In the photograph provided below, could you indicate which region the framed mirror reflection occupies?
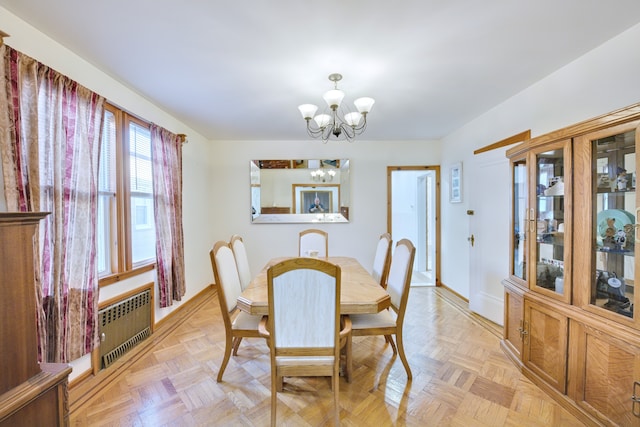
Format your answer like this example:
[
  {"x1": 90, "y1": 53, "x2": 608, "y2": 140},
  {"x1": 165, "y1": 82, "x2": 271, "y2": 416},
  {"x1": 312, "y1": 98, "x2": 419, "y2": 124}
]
[{"x1": 250, "y1": 159, "x2": 350, "y2": 223}]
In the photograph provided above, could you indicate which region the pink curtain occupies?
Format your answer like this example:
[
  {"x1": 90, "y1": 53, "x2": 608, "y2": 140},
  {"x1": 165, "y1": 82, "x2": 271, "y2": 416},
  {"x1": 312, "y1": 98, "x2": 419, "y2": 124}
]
[
  {"x1": 150, "y1": 124, "x2": 185, "y2": 307},
  {"x1": 0, "y1": 45, "x2": 104, "y2": 362}
]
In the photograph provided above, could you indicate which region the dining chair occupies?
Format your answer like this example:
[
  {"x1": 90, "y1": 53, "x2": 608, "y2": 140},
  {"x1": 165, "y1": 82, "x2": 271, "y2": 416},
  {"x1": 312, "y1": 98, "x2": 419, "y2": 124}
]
[
  {"x1": 298, "y1": 228, "x2": 328, "y2": 257},
  {"x1": 371, "y1": 233, "x2": 393, "y2": 289},
  {"x1": 259, "y1": 257, "x2": 351, "y2": 427},
  {"x1": 346, "y1": 238, "x2": 416, "y2": 380},
  {"x1": 209, "y1": 241, "x2": 263, "y2": 382},
  {"x1": 230, "y1": 234, "x2": 251, "y2": 291}
]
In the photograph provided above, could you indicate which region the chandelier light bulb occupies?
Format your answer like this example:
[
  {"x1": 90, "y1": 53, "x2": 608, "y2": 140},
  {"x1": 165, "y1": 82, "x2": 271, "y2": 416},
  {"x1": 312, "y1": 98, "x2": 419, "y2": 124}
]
[
  {"x1": 323, "y1": 89, "x2": 345, "y2": 109},
  {"x1": 344, "y1": 112, "x2": 362, "y2": 127},
  {"x1": 298, "y1": 103, "x2": 318, "y2": 120},
  {"x1": 314, "y1": 114, "x2": 332, "y2": 129},
  {"x1": 354, "y1": 97, "x2": 375, "y2": 114}
]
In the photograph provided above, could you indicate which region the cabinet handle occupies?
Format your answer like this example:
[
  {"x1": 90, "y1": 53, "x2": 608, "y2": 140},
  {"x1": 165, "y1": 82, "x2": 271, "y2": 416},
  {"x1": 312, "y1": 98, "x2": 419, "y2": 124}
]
[
  {"x1": 633, "y1": 381, "x2": 640, "y2": 417},
  {"x1": 517, "y1": 320, "x2": 529, "y2": 339},
  {"x1": 529, "y1": 208, "x2": 535, "y2": 233}
]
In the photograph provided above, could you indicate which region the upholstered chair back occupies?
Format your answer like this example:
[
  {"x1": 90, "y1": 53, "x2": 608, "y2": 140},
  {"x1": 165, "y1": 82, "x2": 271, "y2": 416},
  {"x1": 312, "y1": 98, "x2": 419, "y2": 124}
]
[
  {"x1": 387, "y1": 240, "x2": 414, "y2": 311},
  {"x1": 214, "y1": 244, "x2": 243, "y2": 313},
  {"x1": 298, "y1": 229, "x2": 328, "y2": 257},
  {"x1": 271, "y1": 267, "x2": 337, "y2": 351},
  {"x1": 372, "y1": 233, "x2": 392, "y2": 288},
  {"x1": 230, "y1": 235, "x2": 252, "y2": 290}
]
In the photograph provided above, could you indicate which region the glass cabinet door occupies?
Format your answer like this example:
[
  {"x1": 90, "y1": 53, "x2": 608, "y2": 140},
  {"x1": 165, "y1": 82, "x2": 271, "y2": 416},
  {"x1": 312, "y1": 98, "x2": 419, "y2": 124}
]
[
  {"x1": 512, "y1": 158, "x2": 528, "y2": 283},
  {"x1": 590, "y1": 126, "x2": 637, "y2": 320},
  {"x1": 531, "y1": 142, "x2": 570, "y2": 299}
]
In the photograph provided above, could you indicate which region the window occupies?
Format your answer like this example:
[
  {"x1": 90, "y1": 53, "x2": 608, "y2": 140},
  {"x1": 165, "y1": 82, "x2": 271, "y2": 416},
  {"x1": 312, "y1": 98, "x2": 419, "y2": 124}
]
[{"x1": 98, "y1": 104, "x2": 156, "y2": 284}]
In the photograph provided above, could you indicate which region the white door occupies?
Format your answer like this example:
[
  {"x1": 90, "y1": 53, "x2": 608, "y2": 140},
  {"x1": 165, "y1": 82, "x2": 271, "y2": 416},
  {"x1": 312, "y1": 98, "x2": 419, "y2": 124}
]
[{"x1": 468, "y1": 150, "x2": 509, "y2": 325}]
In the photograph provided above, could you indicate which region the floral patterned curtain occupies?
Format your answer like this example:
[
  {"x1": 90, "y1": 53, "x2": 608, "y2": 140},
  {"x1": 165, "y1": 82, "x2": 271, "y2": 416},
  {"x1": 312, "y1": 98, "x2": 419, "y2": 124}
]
[
  {"x1": 0, "y1": 45, "x2": 104, "y2": 362},
  {"x1": 150, "y1": 124, "x2": 185, "y2": 307}
]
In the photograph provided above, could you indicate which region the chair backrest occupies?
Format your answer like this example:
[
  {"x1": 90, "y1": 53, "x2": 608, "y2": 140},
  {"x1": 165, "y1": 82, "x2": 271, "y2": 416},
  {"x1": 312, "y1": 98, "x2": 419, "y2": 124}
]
[
  {"x1": 387, "y1": 239, "x2": 416, "y2": 316},
  {"x1": 230, "y1": 234, "x2": 251, "y2": 290},
  {"x1": 267, "y1": 258, "x2": 341, "y2": 353},
  {"x1": 210, "y1": 241, "x2": 243, "y2": 327},
  {"x1": 372, "y1": 233, "x2": 392, "y2": 288},
  {"x1": 298, "y1": 229, "x2": 328, "y2": 257}
]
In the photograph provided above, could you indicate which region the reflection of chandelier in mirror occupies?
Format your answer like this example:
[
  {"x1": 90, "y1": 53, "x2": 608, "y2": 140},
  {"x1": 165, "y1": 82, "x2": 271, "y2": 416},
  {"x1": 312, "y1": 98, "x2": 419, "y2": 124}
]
[
  {"x1": 298, "y1": 73, "x2": 375, "y2": 143},
  {"x1": 310, "y1": 169, "x2": 335, "y2": 182}
]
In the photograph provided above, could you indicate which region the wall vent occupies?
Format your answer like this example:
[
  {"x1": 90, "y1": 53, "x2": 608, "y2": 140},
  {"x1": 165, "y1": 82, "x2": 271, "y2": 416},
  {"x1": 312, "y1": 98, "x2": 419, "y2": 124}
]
[{"x1": 99, "y1": 289, "x2": 152, "y2": 369}]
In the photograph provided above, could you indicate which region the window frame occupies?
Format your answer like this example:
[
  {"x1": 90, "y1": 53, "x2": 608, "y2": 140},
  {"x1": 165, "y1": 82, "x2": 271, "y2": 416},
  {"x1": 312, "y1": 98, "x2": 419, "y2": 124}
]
[{"x1": 99, "y1": 103, "x2": 155, "y2": 287}]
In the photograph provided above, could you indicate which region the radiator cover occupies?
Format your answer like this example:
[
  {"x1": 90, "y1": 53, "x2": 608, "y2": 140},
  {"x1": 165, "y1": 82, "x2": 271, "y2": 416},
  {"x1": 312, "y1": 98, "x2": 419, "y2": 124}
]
[{"x1": 98, "y1": 289, "x2": 151, "y2": 369}]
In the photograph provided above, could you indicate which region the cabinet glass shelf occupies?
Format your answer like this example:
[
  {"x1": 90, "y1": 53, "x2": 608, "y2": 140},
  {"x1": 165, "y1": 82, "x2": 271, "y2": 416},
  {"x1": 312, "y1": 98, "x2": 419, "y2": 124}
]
[{"x1": 590, "y1": 128, "x2": 636, "y2": 319}]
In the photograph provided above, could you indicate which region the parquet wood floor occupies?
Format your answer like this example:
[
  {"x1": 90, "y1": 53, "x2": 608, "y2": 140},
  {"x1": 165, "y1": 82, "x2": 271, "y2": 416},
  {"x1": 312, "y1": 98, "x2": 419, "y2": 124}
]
[{"x1": 70, "y1": 287, "x2": 584, "y2": 426}]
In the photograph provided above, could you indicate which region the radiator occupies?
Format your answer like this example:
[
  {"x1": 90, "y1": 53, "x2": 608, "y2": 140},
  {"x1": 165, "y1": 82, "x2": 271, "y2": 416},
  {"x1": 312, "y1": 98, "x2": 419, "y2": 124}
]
[{"x1": 98, "y1": 289, "x2": 152, "y2": 369}]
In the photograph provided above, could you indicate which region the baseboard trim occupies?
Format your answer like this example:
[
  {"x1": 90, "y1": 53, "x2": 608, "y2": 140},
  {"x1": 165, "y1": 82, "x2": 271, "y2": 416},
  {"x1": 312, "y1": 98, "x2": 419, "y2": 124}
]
[
  {"x1": 155, "y1": 283, "x2": 216, "y2": 330},
  {"x1": 68, "y1": 367, "x2": 93, "y2": 390},
  {"x1": 437, "y1": 282, "x2": 469, "y2": 303},
  {"x1": 434, "y1": 286, "x2": 502, "y2": 339}
]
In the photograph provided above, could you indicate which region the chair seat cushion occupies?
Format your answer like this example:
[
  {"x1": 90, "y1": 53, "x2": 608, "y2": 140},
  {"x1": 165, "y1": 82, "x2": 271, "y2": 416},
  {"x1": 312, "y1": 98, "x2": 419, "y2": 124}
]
[
  {"x1": 350, "y1": 310, "x2": 396, "y2": 330},
  {"x1": 276, "y1": 356, "x2": 334, "y2": 366},
  {"x1": 232, "y1": 311, "x2": 261, "y2": 330}
]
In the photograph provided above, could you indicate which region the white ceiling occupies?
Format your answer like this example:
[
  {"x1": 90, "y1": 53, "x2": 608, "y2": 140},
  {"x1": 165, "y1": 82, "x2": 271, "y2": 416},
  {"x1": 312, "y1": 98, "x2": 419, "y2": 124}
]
[{"x1": 2, "y1": 1, "x2": 640, "y2": 141}]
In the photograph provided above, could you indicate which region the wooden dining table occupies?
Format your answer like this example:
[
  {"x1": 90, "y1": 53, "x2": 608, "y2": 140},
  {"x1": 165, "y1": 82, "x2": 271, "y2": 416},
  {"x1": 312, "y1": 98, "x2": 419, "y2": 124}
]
[{"x1": 237, "y1": 256, "x2": 391, "y2": 315}]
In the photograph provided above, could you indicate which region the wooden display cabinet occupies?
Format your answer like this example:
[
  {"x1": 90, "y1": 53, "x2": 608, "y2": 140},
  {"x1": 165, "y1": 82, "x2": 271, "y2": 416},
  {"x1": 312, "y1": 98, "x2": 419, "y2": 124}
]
[
  {"x1": 0, "y1": 213, "x2": 71, "y2": 426},
  {"x1": 502, "y1": 103, "x2": 640, "y2": 426}
]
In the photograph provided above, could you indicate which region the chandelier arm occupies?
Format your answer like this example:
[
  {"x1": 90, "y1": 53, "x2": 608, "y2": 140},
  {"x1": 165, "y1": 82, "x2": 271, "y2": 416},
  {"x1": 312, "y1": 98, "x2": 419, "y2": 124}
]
[
  {"x1": 306, "y1": 120, "x2": 327, "y2": 139},
  {"x1": 341, "y1": 124, "x2": 356, "y2": 142},
  {"x1": 321, "y1": 125, "x2": 332, "y2": 143},
  {"x1": 347, "y1": 114, "x2": 367, "y2": 137}
]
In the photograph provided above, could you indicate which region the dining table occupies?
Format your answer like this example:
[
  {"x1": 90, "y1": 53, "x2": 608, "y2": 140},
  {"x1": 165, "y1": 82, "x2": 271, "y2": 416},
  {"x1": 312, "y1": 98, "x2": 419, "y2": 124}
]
[{"x1": 237, "y1": 256, "x2": 391, "y2": 316}]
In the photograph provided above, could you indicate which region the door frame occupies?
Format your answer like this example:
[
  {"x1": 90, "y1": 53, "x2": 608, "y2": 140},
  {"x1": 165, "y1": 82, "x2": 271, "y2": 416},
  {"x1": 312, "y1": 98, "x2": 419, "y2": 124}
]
[{"x1": 387, "y1": 166, "x2": 441, "y2": 286}]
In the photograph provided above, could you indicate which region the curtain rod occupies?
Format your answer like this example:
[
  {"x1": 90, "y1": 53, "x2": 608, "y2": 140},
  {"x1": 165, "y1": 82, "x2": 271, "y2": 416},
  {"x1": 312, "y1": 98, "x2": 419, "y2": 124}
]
[
  {"x1": 0, "y1": 30, "x2": 9, "y2": 46},
  {"x1": 178, "y1": 134, "x2": 188, "y2": 144}
]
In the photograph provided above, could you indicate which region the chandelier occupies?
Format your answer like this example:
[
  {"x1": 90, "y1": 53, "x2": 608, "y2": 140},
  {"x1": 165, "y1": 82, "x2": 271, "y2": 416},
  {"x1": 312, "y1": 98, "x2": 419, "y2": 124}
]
[
  {"x1": 298, "y1": 73, "x2": 375, "y2": 143},
  {"x1": 310, "y1": 168, "x2": 335, "y2": 182}
]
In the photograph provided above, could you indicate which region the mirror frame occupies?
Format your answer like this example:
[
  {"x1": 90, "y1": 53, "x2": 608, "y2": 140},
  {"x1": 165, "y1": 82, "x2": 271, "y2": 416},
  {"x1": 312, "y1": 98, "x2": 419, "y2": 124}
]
[{"x1": 251, "y1": 159, "x2": 350, "y2": 224}]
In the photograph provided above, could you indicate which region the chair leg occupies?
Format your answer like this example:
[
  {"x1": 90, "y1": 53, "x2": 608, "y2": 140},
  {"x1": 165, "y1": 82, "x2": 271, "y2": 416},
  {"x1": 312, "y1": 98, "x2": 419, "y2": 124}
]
[
  {"x1": 333, "y1": 371, "x2": 340, "y2": 426},
  {"x1": 232, "y1": 337, "x2": 243, "y2": 355},
  {"x1": 271, "y1": 370, "x2": 278, "y2": 427},
  {"x1": 395, "y1": 332, "x2": 412, "y2": 380},
  {"x1": 345, "y1": 334, "x2": 353, "y2": 383},
  {"x1": 217, "y1": 334, "x2": 233, "y2": 382},
  {"x1": 385, "y1": 334, "x2": 397, "y2": 355}
]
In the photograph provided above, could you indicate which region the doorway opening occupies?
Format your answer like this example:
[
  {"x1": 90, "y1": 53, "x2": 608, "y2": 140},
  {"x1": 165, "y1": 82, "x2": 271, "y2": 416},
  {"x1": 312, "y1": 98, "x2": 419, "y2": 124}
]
[{"x1": 387, "y1": 166, "x2": 440, "y2": 286}]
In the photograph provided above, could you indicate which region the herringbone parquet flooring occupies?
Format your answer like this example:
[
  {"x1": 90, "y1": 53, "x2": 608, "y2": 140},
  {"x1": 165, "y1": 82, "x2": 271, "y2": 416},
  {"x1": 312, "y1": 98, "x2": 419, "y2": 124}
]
[{"x1": 69, "y1": 286, "x2": 584, "y2": 426}]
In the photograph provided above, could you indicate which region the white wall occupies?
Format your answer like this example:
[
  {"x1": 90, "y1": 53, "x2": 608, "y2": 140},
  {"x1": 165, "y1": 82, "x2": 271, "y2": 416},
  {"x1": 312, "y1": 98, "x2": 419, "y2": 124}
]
[
  {"x1": 440, "y1": 23, "x2": 640, "y2": 314},
  {"x1": 209, "y1": 140, "x2": 441, "y2": 276},
  {"x1": 0, "y1": 7, "x2": 215, "y2": 380}
]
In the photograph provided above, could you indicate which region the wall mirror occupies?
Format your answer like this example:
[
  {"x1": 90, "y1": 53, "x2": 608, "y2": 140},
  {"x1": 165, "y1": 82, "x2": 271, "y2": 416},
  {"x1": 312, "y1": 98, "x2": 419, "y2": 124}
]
[{"x1": 250, "y1": 159, "x2": 350, "y2": 223}]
